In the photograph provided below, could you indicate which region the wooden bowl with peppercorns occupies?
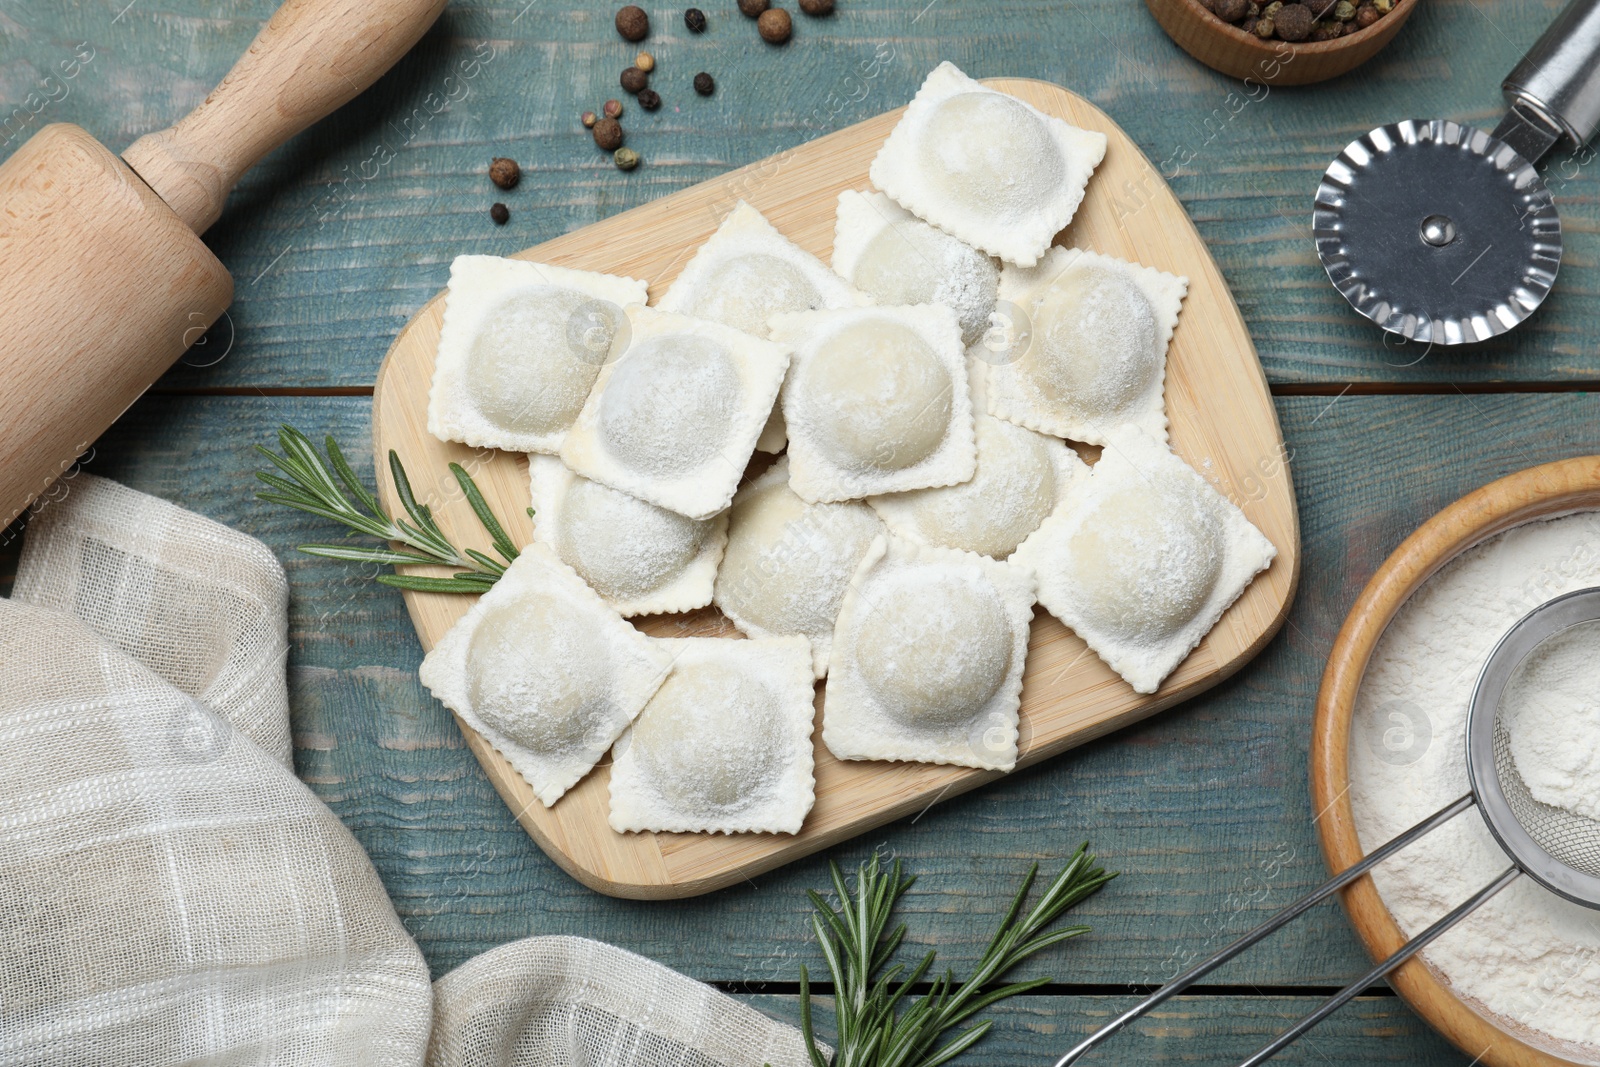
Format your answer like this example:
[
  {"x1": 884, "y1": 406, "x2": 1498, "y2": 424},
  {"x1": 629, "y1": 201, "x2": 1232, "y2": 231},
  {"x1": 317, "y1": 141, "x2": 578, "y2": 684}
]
[{"x1": 1146, "y1": 0, "x2": 1414, "y2": 85}]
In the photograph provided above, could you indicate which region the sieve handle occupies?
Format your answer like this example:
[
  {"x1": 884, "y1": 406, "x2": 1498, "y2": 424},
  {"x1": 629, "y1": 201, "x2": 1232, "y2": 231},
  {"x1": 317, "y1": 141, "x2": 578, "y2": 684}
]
[
  {"x1": 1235, "y1": 866, "x2": 1520, "y2": 1067},
  {"x1": 1049, "y1": 793, "x2": 1476, "y2": 1067},
  {"x1": 1502, "y1": 0, "x2": 1600, "y2": 149}
]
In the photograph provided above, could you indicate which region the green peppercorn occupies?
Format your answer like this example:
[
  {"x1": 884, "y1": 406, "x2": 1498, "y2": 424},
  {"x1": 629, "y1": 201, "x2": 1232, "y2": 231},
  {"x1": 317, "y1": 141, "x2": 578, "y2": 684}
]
[
  {"x1": 1253, "y1": 15, "x2": 1275, "y2": 35},
  {"x1": 1333, "y1": 1, "x2": 1356, "y2": 19},
  {"x1": 1262, "y1": 2, "x2": 1283, "y2": 16},
  {"x1": 614, "y1": 147, "x2": 641, "y2": 170}
]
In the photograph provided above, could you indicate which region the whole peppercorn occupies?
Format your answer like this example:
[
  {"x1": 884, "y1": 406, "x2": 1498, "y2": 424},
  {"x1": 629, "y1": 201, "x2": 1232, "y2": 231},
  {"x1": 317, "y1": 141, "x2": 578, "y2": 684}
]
[
  {"x1": 603, "y1": 98, "x2": 624, "y2": 119},
  {"x1": 1213, "y1": 0, "x2": 1247, "y2": 22},
  {"x1": 489, "y1": 157, "x2": 521, "y2": 190},
  {"x1": 799, "y1": 0, "x2": 833, "y2": 13},
  {"x1": 738, "y1": 0, "x2": 768, "y2": 15},
  {"x1": 1333, "y1": 0, "x2": 1356, "y2": 18},
  {"x1": 614, "y1": 147, "x2": 641, "y2": 170},
  {"x1": 1309, "y1": 17, "x2": 1344, "y2": 37},
  {"x1": 1247, "y1": 1, "x2": 1260, "y2": 15},
  {"x1": 638, "y1": 88, "x2": 662, "y2": 110},
  {"x1": 635, "y1": 50, "x2": 656, "y2": 72},
  {"x1": 581, "y1": 110, "x2": 597, "y2": 128},
  {"x1": 1273, "y1": 2, "x2": 1313, "y2": 39},
  {"x1": 1253, "y1": 15, "x2": 1275, "y2": 35},
  {"x1": 693, "y1": 71, "x2": 715, "y2": 95},
  {"x1": 1241, "y1": 16, "x2": 1258, "y2": 33},
  {"x1": 489, "y1": 202, "x2": 509, "y2": 225},
  {"x1": 1354, "y1": 2, "x2": 1379, "y2": 26},
  {"x1": 1305, "y1": 0, "x2": 1336, "y2": 16},
  {"x1": 757, "y1": 7, "x2": 791, "y2": 41},
  {"x1": 1372, "y1": 0, "x2": 1392, "y2": 12},
  {"x1": 1262, "y1": 1, "x2": 1282, "y2": 16},
  {"x1": 621, "y1": 66, "x2": 648, "y2": 93},
  {"x1": 684, "y1": 6, "x2": 708, "y2": 30},
  {"x1": 615, "y1": 5, "x2": 649, "y2": 40},
  {"x1": 592, "y1": 117, "x2": 623, "y2": 151}
]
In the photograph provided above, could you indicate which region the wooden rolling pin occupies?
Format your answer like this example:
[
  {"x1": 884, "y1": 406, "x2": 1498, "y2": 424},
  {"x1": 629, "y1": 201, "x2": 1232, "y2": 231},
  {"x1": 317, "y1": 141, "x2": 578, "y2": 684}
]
[{"x1": 0, "y1": 0, "x2": 447, "y2": 528}]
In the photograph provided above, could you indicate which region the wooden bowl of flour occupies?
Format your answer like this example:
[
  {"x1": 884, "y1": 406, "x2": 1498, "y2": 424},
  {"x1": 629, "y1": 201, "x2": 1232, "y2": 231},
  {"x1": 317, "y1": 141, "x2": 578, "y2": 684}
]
[{"x1": 1312, "y1": 455, "x2": 1600, "y2": 1067}]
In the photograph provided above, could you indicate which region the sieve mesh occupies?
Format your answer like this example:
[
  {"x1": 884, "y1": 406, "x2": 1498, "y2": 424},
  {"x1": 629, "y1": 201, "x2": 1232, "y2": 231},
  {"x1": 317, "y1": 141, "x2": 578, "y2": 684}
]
[{"x1": 1491, "y1": 714, "x2": 1600, "y2": 878}]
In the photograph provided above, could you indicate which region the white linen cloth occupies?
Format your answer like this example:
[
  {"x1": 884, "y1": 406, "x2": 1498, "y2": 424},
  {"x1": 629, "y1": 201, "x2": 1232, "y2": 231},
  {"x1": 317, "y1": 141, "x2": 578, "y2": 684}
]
[{"x1": 1, "y1": 473, "x2": 814, "y2": 1067}]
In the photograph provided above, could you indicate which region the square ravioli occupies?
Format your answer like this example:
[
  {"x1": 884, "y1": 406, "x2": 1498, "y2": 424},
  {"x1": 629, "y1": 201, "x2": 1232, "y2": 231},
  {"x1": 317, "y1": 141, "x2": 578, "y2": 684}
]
[
  {"x1": 560, "y1": 305, "x2": 791, "y2": 520},
  {"x1": 418, "y1": 544, "x2": 673, "y2": 807},
  {"x1": 428, "y1": 255, "x2": 648, "y2": 454},
  {"x1": 528, "y1": 454, "x2": 727, "y2": 618},
  {"x1": 823, "y1": 535, "x2": 1036, "y2": 771},
  {"x1": 770, "y1": 304, "x2": 975, "y2": 503},
  {"x1": 660, "y1": 200, "x2": 867, "y2": 454},
  {"x1": 869, "y1": 365, "x2": 1088, "y2": 561},
  {"x1": 609, "y1": 635, "x2": 817, "y2": 834},
  {"x1": 658, "y1": 200, "x2": 868, "y2": 341},
  {"x1": 713, "y1": 457, "x2": 884, "y2": 678},
  {"x1": 1011, "y1": 424, "x2": 1277, "y2": 695},
  {"x1": 869, "y1": 62, "x2": 1107, "y2": 267},
  {"x1": 980, "y1": 247, "x2": 1187, "y2": 446},
  {"x1": 832, "y1": 189, "x2": 999, "y2": 348}
]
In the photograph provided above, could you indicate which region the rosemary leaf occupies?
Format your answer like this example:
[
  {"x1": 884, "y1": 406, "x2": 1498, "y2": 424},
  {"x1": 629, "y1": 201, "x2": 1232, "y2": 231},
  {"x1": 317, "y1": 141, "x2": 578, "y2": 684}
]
[
  {"x1": 255, "y1": 426, "x2": 521, "y2": 595},
  {"x1": 451, "y1": 462, "x2": 520, "y2": 565},
  {"x1": 801, "y1": 845, "x2": 1114, "y2": 1067}
]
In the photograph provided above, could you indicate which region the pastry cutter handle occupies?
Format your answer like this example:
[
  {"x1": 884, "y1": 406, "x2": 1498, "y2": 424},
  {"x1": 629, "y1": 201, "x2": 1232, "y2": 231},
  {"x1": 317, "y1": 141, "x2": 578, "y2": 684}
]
[{"x1": 1498, "y1": 0, "x2": 1600, "y2": 160}]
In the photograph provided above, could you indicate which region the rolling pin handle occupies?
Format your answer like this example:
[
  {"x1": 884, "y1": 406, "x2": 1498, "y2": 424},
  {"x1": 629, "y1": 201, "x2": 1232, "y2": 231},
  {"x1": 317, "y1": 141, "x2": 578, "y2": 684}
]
[{"x1": 122, "y1": 0, "x2": 447, "y2": 234}]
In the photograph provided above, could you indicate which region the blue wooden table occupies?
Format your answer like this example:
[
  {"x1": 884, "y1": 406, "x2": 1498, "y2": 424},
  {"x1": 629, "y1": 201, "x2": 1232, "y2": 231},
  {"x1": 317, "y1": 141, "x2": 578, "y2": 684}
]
[{"x1": 5, "y1": 0, "x2": 1598, "y2": 1062}]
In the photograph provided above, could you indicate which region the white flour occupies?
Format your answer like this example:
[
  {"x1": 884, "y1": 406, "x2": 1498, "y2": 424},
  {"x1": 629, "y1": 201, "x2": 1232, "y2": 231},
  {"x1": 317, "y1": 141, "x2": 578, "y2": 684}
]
[
  {"x1": 1351, "y1": 513, "x2": 1600, "y2": 1057},
  {"x1": 1505, "y1": 619, "x2": 1600, "y2": 822}
]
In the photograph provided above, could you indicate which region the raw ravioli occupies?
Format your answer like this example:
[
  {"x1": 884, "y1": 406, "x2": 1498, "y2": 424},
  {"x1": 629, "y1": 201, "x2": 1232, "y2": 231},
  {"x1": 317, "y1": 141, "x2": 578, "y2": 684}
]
[
  {"x1": 609, "y1": 635, "x2": 817, "y2": 834},
  {"x1": 832, "y1": 189, "x2": 999, "y2": 347},
  {"x1": 527, "y1": 454, "x2": 726, "y2": 617},
  {"x1": 981, "y1": 247, "x2": 1186, "y2": 446},
  {"x1": 713, "y1": 457, "x2": 884, "y2": 677},
  {"x1": 869, "y1": 63, "x2": 1106, "y2": 267},
  {"x1": 418, "y1": 544, "x2": 673, "y2": 807},
  {"x1": 770, "y1": 304, "x2": 975, "y2": 503},
  {"x1": 823, "y1": 535, "x2": 1036, "y2": 771},
  {"x1": 869, "y1": 366, "x2": 1087, "y2": 560},
  {"x1": 1011, "y1": 424, "x2": 1276, "y2": 694},
  {"x1": 560, "y1": 305, "x2": 790, "y2": 520},
  {"x1": 659, "y1": 200, "x2": 867, "y2": 454},
  {"x1": 428, "y1": 255, "x2": 647, "y2": 454}
]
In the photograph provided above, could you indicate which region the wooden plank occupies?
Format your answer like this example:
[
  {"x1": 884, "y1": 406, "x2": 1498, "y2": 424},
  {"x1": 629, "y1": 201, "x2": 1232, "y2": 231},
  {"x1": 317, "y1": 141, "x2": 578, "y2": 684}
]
[
  {"x1": 735, "y1": 993, "x2": 1478, "y2": 1065},
  {"x1": 1, "y1": 0, "x2": 1594, "y2": 390},
  {"x1": 371, "y1": 75, "x2": 1300, "y2": 899},
  {"x1": 69, "y1": 390, "x2": 1600, "y2": 997}
]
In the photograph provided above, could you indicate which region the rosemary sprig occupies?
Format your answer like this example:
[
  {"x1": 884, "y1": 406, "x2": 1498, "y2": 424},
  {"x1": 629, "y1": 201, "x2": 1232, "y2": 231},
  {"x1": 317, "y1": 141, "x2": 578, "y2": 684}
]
[
  {"x1": 254, "y1": 424, "x2": 521, "y2": 594},
  {"x1": 801, "y1": 845, "x2": 1115, "y2": 1067}
]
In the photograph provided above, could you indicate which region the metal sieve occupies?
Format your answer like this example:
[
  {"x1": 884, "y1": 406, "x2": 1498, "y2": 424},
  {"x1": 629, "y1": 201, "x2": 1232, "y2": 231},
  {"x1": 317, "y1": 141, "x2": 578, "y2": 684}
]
[{"x1": 1053, "y1": 586, "x2": 1600, "y2": 1067}]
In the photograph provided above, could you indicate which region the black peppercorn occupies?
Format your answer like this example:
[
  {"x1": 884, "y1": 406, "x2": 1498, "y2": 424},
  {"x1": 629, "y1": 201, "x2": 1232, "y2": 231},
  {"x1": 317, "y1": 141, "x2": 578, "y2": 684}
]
[
  {"x1": 637, "y1": 88, "x2": 661, "y2": 110},
  {"x1": 621, "y1": 66, "x2": 648, "y2": 94},
  {"x1": 684, "y1": 6, "x2": 708, "y2": 30},
  {"x1": 757, "y1": 7, "x2": 791, "y2": 41},
  {"x1": 693, "y1": 71, "x2": 715, "y2": 95},
  {"x1": 1273, "y1": 1, "x2": 1313, "y2": 38},
  {"x1": 489, "y1": 157, "x2": 520, "y2": 190},
  {"x1": 593, "y1": 117, "x2": 623, "y2": 151},
  {"x1": 615, "y1": 4, "x2": 649, "y2": 40},
  {"x1": 489, "y1": 202, "x2": 509, "y2": 225}
]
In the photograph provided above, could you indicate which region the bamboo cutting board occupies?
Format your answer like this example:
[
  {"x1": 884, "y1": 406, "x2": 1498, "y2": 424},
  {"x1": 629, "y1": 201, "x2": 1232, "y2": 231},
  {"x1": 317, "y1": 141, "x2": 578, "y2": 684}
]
[{"x1": 372, "y1": 77, "x2": 1301, "y2": 899}]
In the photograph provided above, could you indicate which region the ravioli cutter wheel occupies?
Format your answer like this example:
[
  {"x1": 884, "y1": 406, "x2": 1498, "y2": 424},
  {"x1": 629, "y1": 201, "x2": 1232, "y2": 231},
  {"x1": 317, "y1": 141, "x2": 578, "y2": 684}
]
[{"x1": 1314, "y1": 0, "x2": 1600, "y2": 344}]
